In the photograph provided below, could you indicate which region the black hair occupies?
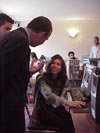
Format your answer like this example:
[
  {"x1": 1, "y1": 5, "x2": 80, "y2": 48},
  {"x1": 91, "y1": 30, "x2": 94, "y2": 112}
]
[
  {"x1": 40, "y1": 55, "x2": 46, "y2": 60},
  {"x1": 68, "y1": 51, "x2": 75, "y2": 57},
  {"x1": 27, "y1": 16, "x2": 52, "y2": 37},
  {"x1": 0, "y1": 13, "x2": 14, "y2": 26},
  {"x1": 46, "y1": 54, "x2": 67, "y2": 86},
  {"x1": 94, "y1": 36, "x2": 99, "y2": 40},
  {"x1": 31, "y1": 52, "x2": 38, "y2": 59}
]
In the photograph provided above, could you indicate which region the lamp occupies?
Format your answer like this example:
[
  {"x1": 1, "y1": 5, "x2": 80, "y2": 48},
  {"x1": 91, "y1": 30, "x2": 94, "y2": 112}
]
[{"x1": 68, "y1": 28, "x2": 79, "y2": 38}]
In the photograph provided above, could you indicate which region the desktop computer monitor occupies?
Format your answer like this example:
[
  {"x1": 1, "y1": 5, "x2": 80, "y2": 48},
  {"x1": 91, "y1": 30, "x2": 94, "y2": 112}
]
[
  {"x1": 82, "y1": 55, "x2": 90, "y2": 65},
  {"x1": 89, "y1": 58, "x2": 98, "y2": 66},
  {"x1": 89, "y1": 58, "x2": 100, "y2": 67},
  {"x1": 81, "y1": 64, "x2": 97, "y2": 98},
  {"x1": 91, "y1": 72, "x2": 100, "y2": 123}
]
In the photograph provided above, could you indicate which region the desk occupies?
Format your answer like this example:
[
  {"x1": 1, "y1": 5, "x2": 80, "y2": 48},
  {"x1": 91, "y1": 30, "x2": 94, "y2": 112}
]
[{"x1": 71, "y1": 110, "x2": 100, "y2": 133}]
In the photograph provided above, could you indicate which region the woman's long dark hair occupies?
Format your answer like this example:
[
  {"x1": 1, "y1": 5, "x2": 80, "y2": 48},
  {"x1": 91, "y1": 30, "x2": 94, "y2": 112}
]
[
  {"x1": 45, "y1": 54, "x2": 67, "y2": 87},
  {"x1": 34, "y1": 54, "x2": 67, "y2": 98}
]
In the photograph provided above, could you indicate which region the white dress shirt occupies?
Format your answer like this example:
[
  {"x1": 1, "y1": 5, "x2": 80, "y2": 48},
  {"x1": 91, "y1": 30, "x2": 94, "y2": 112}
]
[
  {"x1": 90, "y1": 44, "x2": 100, "y2": 67},
  {"x1": 90, "y1": 44, "x2": 100, "y2": 58}
]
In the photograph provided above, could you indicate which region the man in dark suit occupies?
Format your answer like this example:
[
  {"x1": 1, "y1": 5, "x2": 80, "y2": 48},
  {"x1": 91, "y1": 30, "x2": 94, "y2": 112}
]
[
  {"x1": 0, "y1": 16, "x2": 52, "y2": 133},
  {"x1": 0, "y1": 13, "x2": 14, "y2": 35}
]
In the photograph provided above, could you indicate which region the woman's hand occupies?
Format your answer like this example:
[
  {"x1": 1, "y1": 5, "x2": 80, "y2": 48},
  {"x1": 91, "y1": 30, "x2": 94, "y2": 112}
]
[{"x1": 65, "y1": 100, "x2": 86, "y2": 108}]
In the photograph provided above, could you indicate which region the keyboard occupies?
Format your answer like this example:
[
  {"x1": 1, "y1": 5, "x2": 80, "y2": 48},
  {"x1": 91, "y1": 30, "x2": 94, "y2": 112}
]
[
  {"x1": 70, "y1": 88, "x2": 88, "y2": 101},
  {"x1": 64, "y1": 88, "x2": 90, "y2": 113}
]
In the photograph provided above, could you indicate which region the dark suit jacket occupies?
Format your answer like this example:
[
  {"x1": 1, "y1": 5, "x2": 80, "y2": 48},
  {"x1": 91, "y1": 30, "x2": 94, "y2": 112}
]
[{"x1": 0, "y1": 27, "x2": 30, "y2": 106}]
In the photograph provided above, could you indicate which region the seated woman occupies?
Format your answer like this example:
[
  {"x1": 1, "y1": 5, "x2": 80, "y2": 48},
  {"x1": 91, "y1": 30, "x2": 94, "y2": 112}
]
[{"x1": 30, "y1": 54, "x2": 86, "y2": 133}]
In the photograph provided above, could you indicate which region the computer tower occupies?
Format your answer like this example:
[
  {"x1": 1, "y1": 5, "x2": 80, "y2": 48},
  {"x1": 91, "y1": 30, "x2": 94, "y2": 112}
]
[
  {"x1": 81, "y1": 64, "x2": 97, "y2": 97},
  {"x1": 91, "y1": 72, "x2": 100, "y2": 123},
  {"x1": 68, "y1": 59, "x2": 80, "y2": 80}
]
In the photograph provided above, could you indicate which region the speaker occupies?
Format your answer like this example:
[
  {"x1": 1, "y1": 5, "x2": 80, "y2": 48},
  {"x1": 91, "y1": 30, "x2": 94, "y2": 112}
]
[{"x1": 91, "y1": 73, "x2": 100, "y2": 123}]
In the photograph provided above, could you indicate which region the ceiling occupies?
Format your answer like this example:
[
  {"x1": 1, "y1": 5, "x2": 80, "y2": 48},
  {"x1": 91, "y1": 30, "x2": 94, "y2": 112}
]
[{"x1": 0, "y1": 0, "x2": 100, "y2": 22}]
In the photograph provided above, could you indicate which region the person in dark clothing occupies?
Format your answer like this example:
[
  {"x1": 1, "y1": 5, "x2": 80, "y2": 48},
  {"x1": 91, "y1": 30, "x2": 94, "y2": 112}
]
[
  {"x1": 30, "y1": 54, "x2": 86, "y2": 133},
  {"x1": 0, "y1": 16, "x2": 52, "y2": 133},
  {"x1": 0, "y1": 13, "x2": 14, "y2": 35},
  {"x1": 66, "y1": 51, "x2": 83, "y2": 87},
  {"x1": 68, "y1": 51, "x2": 76, "y2": 59}
]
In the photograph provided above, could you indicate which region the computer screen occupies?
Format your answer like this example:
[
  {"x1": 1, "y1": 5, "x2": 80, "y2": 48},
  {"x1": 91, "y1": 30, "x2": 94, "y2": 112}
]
[
  {"x1": 82, "y1": 55, "x2": 90, "y2": 64},
  {"x1": 91, "y1": 72, "x2": 100, "y2": 123},
  {"x1": 89, "y1": 58, "x2": 100, "y2": 67},
  {"x1": 93, "y1": 74, "x2": 98, "y2": 87},
  {"x1": 91, "y1": 69, "x2": 100, "y2": 92},
  {"x1": 81, "y1": 64, "x2": 97, "y2": 97}
]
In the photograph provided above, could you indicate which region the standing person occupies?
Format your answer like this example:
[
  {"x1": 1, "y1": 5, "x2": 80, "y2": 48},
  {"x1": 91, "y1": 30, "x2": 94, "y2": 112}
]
[
  {"x1": 68, "y1": 51, "x2": 76, "y2": 59},
  {"x1": 0, "y1": 13, "x2": 14, "y2": 35},
  {"x1": 90, "y1": 36, "x2": 100, "y2": 58},
  {"x1": 89, "y1": 36, "x2": 100, "y2": 67},
  {"x1": 29, "y1": 52, "x2": 44, "y2": 101},
  {"x1": 66, "y1": 51, "x2": 83, "y2": 87},
  {"x1": 30, "y1": 54, "x2": 86, "y2": 133},
  {"x1": 0, "y1": 16, "x2": 52, "y2": 133},
  {"x1": 39, "y1": 54, "x2": 47, "y2": 73},
  {"x1": 29, "y1": 52, "x2": 44, "y2": 75},
  {"x1": 66, "y1": 51, "x2": 77, "y2": 81}
]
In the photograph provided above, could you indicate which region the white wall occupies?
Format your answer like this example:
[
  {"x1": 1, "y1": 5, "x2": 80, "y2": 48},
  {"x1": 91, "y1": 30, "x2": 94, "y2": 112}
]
[{"x1": 20, "y1": 20, "x2": 100, "y2": 61}]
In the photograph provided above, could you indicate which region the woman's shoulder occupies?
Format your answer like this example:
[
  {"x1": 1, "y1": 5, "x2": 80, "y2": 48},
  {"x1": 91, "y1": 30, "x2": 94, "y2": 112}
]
[{"x1": 36, "y1": 73, "x2": 46, "y2": 81}]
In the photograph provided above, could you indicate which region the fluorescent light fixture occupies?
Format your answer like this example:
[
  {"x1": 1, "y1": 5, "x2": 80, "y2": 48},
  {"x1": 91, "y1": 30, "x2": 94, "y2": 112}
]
[{"x1": 68, "y1": 28, "x2": 79, "y2": 38}]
